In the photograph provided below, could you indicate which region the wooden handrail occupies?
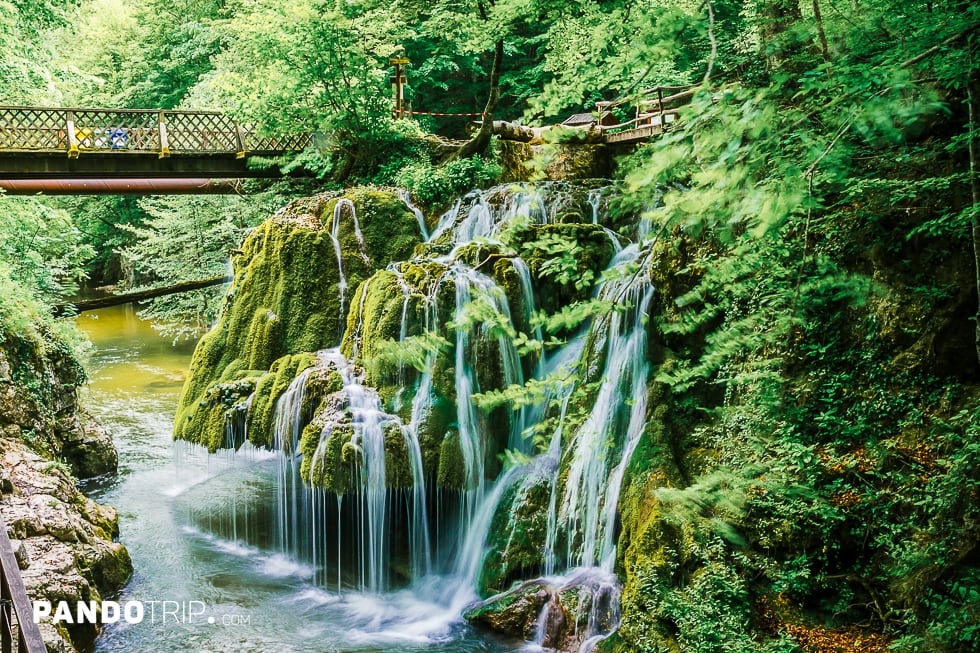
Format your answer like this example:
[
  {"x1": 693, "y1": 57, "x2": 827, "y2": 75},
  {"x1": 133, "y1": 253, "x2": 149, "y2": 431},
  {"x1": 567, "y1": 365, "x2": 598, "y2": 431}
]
[
  {"x1": 0, "y1": 106, "x2": 310, "y2": 158},
  {"x1": 0, "y1": 105, "x2": 229, "y2": 116},
  {"x1": 0, "y1": 516, "x2": 46, "y2": 653},
  {"x1": 595, "y1": 83, "x2": 698, "y2": 112}
]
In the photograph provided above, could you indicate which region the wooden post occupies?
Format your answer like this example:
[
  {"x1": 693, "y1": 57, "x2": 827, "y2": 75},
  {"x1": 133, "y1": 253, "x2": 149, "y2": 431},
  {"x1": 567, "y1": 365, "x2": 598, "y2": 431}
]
[
  {"x1": 158, "y1": 111, "x2": 170, "y2": 158},
  {"x1": 1, "y1": 571, "x2": 11, "y2": 653},
  {"x1": 235, "y1": 124, "x2": 248, "y2": 159},
  {"x1": 657, "y1": 87, "x2": 665, "y2": 126},
  {"x1": 0, "y1": 517, "x2": 46, "y2": 653},
  {"x1": 66, "y1": 111, "x2": 79, "y2": 158},
  {"x1": 389, "y1": 56, "x2": 409, "y2": 119}
]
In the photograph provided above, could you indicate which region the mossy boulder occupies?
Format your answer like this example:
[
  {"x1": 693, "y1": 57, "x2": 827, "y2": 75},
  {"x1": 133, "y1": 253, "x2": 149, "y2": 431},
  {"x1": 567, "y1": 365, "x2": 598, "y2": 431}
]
[
  {"x1": 463, "y1": 580, "x2": 550, "y2": 640},
  {"x1": 479, "y1": 464, "x2": 554, "y2": 595},
  {"x1": 174, "y1": 188, "x2": 423, "y2": 450},
  {"x1": 297, "y1": 363, "x2": 418, "y2": 493},
  {"x1": 497, "y1": 140, "x2": 612, "y2": 182},
  {"x1": 465, "y1": 570, "x2": 621, "y2": 650},
  {"x1": 511, "y1": 223, "x2": 616, "y2": 319}
]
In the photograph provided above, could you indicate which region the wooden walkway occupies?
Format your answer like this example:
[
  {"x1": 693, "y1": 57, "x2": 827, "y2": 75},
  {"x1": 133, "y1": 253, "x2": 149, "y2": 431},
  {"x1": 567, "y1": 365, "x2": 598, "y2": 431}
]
[
  {"x1": 595, "y1": 84, "x2": 696, "y2": 144},
  {"x1": 0, "y1": 85, "x2": 692, "y2": 189},
  {"x1": 0, "y1": 106, "x2": 311, "y2": 178}
]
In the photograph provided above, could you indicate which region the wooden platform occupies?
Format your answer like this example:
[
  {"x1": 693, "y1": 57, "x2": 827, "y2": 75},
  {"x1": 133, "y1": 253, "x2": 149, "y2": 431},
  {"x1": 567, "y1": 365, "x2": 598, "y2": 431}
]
[{"x1": 603, "y1": 124, "x2": 665, "y2": 144}]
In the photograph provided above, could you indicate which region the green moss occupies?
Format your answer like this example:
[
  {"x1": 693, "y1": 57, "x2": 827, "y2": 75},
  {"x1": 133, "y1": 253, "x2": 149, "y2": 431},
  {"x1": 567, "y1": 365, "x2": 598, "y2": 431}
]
[
  {"x1": 437, "y1": 429, "x2": 466, "y2": 489},
  {"x1": 244, "y1": 352, "x2": 316, "y2": 449},
  {"x1": 613, "y1": 485, "x2": 684, "y2": 653},
  {"x1": 479, "y1": 470, "x2": 552, "y2": 595},
  {"x1": 174, "y1": 187, "x2": 423, "y2": 450},
  {"x1": 298, "y1": 413, "x2": 416, "y2": 492},
  {"x1": 383, "y1": 423, "x2": 414, "y2": 487},
  {"x1": 512, "y1": 223, "x2": 616, "y2": 318},
  {"x1": 302, "y1": 422, "x2": 354, "y2": 493},
  {"x1": 340, "y1": 269, "x2": 424, "y2": 411}
]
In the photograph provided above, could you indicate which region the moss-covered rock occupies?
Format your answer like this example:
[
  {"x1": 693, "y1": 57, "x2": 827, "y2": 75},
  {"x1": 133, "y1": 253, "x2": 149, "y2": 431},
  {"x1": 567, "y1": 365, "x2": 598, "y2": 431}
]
[
  {"x1": 297, "y1": 366, "x2": 419, "y2": 492},
  {"x1": 497, "y1": 140, "x2": 612, "y2": 182},
  {"x1": 463, "y1": 580, "x2": 550, "y2": 640},
  {"x1": 174, "y1": 187, "x2": 423, "y2": 450},
  {"x1": 511, "y1": 222, "x2": 617, "y2": 319},
  {"x1": 479, "y1": 465, "x2": 554, "y2": 595},
  {"x1": 465, "y1": 570, "x2": 621, "y2": 650}
]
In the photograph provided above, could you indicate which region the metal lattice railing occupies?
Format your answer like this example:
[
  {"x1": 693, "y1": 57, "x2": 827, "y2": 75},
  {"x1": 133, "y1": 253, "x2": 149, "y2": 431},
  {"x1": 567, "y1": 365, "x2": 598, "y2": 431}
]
[
  {"x1": 0, "y1": 106, "x2": 310, "y2": 158},
  {"x1": 246, "y1": 131, "x2": 314, "y2": 152},
  {"x1": 71, "y1": 109, "x2": 160, "y2": 152},
  {"x1": 165, "y1": 111, "x2": 241, "y2": 153}
]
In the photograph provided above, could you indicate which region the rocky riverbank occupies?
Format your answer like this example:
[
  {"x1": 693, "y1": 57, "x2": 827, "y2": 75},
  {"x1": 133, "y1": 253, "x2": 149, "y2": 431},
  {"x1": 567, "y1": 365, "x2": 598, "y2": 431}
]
[{"x1": 0, "y1": 326, "x2": 131, "y2": 652}]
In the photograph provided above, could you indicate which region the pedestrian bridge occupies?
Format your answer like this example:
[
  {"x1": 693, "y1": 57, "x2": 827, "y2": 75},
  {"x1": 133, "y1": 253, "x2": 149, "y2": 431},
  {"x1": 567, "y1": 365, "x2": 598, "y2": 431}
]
[{"x1": 0, "y1": 106, "x2": 311, "y2": 180}]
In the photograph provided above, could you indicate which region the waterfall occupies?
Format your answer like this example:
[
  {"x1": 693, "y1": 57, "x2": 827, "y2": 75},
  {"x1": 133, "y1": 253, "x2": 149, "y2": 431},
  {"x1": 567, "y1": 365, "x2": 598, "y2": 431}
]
[
  {"x1": 450, "y1": 264, "x2": 493, "y2": 551},
  {"x1": 441, "y1": 183, "x2": 580, "y2": 246},
  {"x1": 397, "y1": 188, "x2": 429, "y2": 240},
  {"x1": 587, "y1": 187, "x2": 609, "y2": 224},
  {"x1": 328, "y1": 203, "x2": 349, "y2": 339},
  {"x1": 559, "y1": 244, "x2": 654, "y2": 569},
  {"x1": 328, "y1": 199, "x2": 373, "y2": 342},
  {"x1": 272, "y1": 359, "x2": 322, "y2": 561},
  {"x1": 223, "y1": 391, "x2": 253, "y2": 450},
  {"x1": 220, "y1": 182, "x2": 656, "y2": 652},
  {"x1": 263, "y1": 347, "x2": 433, "y2": 593}
]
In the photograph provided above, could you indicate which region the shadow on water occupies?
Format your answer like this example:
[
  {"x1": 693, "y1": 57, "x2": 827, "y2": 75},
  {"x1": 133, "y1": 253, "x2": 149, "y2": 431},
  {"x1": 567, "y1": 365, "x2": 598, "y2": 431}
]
[{"x1": 76, "y1": 303, "x2": 520, "y2": 653}]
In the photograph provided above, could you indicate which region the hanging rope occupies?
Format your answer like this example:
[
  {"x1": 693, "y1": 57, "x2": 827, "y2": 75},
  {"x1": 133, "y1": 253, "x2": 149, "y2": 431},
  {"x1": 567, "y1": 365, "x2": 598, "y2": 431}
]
[{"x1": 400, "y1": 110, "x2": 487, "y2": 117}]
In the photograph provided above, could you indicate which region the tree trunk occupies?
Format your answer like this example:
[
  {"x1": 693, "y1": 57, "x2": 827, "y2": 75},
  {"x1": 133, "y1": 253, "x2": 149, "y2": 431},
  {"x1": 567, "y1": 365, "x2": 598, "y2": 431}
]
[
  {"x1": 968, "y1": 52, "x2": 980, "y2": 365},
  {"x1": 55, "y1": 275, "x2": 233, "y2": 316},
  {"x1": 453, "y1": 39, "x2": 504, "y2": 160},
  {"x1": 760, "y1": 0, "x2": 804, "y2": 67},
  {"x1": 812, "y1": 0, "x2": 831, "y2": 64},
  {"x1": 466, "y1": 120, "x2": 537, "y2": 142}
]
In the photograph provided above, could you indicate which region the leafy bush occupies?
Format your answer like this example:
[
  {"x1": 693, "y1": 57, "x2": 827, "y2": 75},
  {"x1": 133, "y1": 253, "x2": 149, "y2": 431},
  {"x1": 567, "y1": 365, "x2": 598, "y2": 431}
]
[{"x1": 395, "y1": 154, "x2": 501, "y2": 207}]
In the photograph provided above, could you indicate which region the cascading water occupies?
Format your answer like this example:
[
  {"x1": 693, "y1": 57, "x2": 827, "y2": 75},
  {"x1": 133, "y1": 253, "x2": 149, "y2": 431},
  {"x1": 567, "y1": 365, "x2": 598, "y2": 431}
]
[
  {"x1": 328, "y1": 199, "x2": 373, "y2": 340},
  {"x1": 272, "y1": 358, "x2": 320, "y2": 564},
  {"x1": 398, "y1": 188, "x2": 429, "y2": 241},
  {"x1": 270, "y1": 347, "x2": 433, "y2": 593},
  {"x1": 560, "y1": 244, "x2": 654, "y2": 570},
  {"x1": 209, "y1": 182, "x2": 655, "y2": 652}
]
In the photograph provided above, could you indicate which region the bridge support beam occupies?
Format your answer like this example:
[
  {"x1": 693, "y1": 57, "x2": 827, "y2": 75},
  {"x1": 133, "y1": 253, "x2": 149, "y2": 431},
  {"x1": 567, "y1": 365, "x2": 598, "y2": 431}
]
[{"x1": 0, "y1": 178, "x2": 244, "y2": 195}]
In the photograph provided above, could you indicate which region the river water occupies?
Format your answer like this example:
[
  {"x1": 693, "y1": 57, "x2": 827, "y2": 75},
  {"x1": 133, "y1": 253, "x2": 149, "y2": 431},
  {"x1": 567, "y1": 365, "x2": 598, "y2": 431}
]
[{"x1": 76, "y1": 304, "x2": 520, "y2": 653}]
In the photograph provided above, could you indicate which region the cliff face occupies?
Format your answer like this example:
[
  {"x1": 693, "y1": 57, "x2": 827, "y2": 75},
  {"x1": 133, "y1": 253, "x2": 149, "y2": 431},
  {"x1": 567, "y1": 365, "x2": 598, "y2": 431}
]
[{"x1": 0, "y1": 326, "x2": 131, "y2": 652}]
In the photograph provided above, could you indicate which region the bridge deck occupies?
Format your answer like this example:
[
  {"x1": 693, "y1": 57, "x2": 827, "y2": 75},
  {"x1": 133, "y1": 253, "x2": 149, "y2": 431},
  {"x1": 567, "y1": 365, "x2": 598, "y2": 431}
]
[{"x1": 0, "y1": 106, "x2": 311, "y2": 178}]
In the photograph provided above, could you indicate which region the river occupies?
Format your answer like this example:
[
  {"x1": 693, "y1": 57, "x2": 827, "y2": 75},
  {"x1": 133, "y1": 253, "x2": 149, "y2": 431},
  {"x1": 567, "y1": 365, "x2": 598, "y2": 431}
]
[{"x1": 76, "y1": 304, "x2": 521, "y2": 653}]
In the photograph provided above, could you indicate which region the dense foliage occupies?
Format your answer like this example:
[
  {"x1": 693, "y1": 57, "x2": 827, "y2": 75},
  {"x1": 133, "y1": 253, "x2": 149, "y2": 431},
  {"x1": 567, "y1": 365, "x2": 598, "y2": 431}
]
[{"x1": 3, "y1": 0, "x2": 980, "y2": 650}]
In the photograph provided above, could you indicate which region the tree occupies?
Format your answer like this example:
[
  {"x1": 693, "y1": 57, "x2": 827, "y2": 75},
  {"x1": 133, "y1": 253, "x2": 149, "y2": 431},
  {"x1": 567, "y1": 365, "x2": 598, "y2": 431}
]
[{"x1": 115, "y1": 194, "x2": 282, "y2": 340}]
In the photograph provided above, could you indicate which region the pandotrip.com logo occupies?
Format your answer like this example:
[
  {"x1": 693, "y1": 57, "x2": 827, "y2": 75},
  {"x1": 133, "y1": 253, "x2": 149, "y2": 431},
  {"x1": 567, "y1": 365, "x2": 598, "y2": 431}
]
[{"x1": 33, "y1": 600, "x2": 252, "y2": 626}]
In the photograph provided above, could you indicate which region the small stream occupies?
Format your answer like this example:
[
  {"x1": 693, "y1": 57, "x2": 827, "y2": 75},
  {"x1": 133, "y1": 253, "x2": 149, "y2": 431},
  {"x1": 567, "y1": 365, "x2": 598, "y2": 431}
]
[{"x1": 76, "y1": 304, "x2": 521, "y2": 653}]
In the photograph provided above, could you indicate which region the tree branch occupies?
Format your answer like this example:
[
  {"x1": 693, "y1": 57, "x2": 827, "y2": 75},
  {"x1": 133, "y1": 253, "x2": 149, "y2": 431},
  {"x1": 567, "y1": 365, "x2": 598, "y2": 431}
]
[
  {"x1": 453, "y1": 38, "x2": 504, "y2": 161},
  {"x1": 54, "y1": 275, "x2": 233, "y2": 316},
  {"x1": 703, "y1": 1, "x2": 717, "y2": 83}
]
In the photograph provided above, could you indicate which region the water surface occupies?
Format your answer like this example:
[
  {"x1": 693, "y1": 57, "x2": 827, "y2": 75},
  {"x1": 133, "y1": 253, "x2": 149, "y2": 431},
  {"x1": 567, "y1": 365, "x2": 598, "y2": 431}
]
[{"x1": 77, "y1": 304, "x2": 519, "y2": 653}]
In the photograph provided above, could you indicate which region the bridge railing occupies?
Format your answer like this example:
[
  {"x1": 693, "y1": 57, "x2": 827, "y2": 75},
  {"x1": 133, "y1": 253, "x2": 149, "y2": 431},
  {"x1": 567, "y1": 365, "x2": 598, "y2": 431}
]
[
  {"x1": 595, "y1": 84, "x2": 698, "y2": 135},
  {"x1": 0, "y1": 106, "x2": 310, "y2": 158},
  {"x1": 0, "y1": 515, "x2": 46, "y2": 653}
]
